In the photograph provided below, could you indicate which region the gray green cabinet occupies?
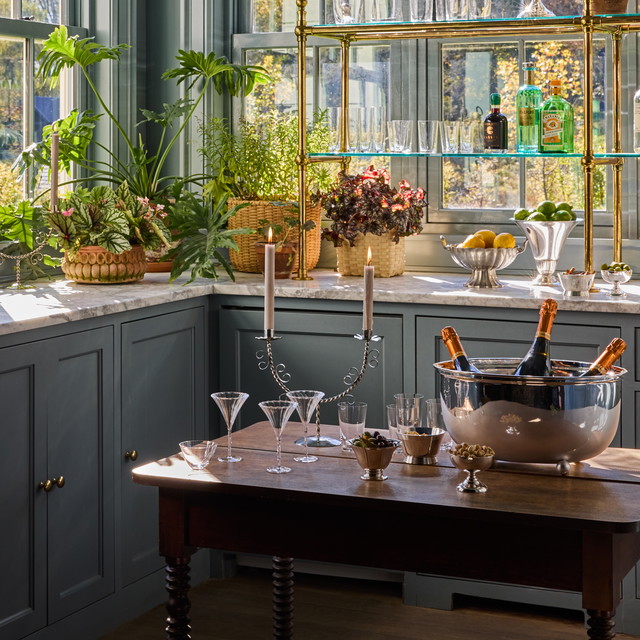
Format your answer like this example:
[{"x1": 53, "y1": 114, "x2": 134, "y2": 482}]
[{"x1": 0, "y1": 328, "x2": 114, "y2": 638}]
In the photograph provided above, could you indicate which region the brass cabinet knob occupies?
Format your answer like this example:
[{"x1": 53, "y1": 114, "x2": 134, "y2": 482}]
[
  {"x1": 53, "y1": 476, "x2": 65, "y2": 488},
  {"x1": 38, "y1": 479, "x2": 53, "y2": 492},
  {"x1": 124, "y1": 449, "x2": 138, "y2": 461}
]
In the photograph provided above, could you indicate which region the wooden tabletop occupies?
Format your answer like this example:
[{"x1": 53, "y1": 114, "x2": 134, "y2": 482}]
[{"x1": 133, "y1": 422, "x2": 640, "y2": 533}]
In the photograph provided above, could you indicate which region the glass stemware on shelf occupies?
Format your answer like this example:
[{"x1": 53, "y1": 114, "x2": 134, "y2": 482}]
[
  {"x1": 259, "y1": 400, "x2": 298, "y2": 474},
  {"x1": 285, "y1": 390, "x2": 325, "y2": 463},
  {"x1": 211, "y1": 391, "x2": 249, "y2": 463}
]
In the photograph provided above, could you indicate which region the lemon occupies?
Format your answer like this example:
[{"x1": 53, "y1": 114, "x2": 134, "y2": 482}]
[
  {"x1": 475, "y1": 229, "x2": 496, "y2": 248},
  {"x1": 536, "y1": 200, "x2": 557, "y2": 216},
  {"x1": 459, "y1": 234, "x2": 485, "y2": 249},
  {"x1": 513, "y1": 208, "x2": 529, "y2": 220},
  {"x1": 526, "y1": 212, "x2": 548, "y2": 221},
  {"x1": 493, "y1": 232, "x2": 516, "y2": 249}
]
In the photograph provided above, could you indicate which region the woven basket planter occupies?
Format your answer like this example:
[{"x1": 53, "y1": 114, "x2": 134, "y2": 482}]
[
  {"x1": 62, "y1": 245, "x2": 147, "y2": 284},
  {"x1": 227, "y1": 199, "x2": 322, "y2": 273},
  {"x1": 335, "y1": 232, "x2": 405, "y2": 278}
]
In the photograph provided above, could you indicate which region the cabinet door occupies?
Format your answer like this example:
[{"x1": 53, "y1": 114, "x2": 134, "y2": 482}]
[
  {"x1": 0, "y1": 343, "x2": 47, "y2": 639},
  {"x1": 46, "y1": 328, "x2": 115, "y2": 623},
  {"x1": 219, "y1": 307, "x2": 403, "y2": 430},
  {"x1": 121, "y1": 307, "x2": 206, "y2": 586}
]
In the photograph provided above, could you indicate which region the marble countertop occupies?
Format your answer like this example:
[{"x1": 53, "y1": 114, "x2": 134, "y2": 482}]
[{"x1": 2, "y1": 269, "x2": 639, "y2": 336}]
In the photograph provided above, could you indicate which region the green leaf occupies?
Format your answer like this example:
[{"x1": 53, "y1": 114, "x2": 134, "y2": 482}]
[
  {"x1": 47, "y1": 212, "x2": 76, "y2": 250},
  {"x1": 98, "y1": 230, "x2": 131, "y2": 254},
  {"x1": 138, "y1": 98, "x2": 193, "y2": 128}
]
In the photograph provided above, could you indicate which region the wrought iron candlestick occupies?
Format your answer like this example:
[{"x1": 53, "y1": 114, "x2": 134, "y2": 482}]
[{"x1": 256, "y1": 329, "x2": 381, "y2": 446}]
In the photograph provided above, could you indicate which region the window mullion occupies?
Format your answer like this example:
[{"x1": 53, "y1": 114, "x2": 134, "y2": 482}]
[
  {"x1": 24, "y1": 36, "x2": 34, "y2": 197},
  {"x1": 12, "y1": 0, "x2": 20, "y2": 20}
]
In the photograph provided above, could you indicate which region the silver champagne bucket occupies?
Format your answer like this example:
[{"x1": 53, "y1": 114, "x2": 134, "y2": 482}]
[{"x1": 434, "y1": 358, "x2": 626, "y2": 469}]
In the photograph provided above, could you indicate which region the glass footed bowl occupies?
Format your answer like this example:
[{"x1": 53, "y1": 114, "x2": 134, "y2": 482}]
[{"x1": 440, "y1": 236, "x2": 527, "y2": 289}]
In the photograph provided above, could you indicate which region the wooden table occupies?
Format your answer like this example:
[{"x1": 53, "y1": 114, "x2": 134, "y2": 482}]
[{"x1": 133, "y1": 422, "x2": 640, "y2": 639}]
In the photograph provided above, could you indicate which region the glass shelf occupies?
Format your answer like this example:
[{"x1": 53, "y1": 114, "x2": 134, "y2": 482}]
[{"x1": 309, "y1": 152, "x2": 637, "y2": 159}]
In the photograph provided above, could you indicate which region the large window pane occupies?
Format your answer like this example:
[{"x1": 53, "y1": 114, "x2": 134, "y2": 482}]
[
  {"x1": 252, "y1": 0, "x2": 319, "y2": 32},
  {"x1": 23, "y1": 0, "x2": 61, "y2": 23}
]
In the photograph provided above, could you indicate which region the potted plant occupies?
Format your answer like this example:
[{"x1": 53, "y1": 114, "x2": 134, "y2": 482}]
[
  {"x1": 46, "y1": 182, "x2": 171, "y2": 283},
  {"x1": 254, "y1": 214, "x2": 316, "y2": 279},
  {"x1": 199, "y1": 110, "x2": 334, "y2": 274},
  {"x1": 312, "y1": 165, "x2": 427, "y2": 277}
]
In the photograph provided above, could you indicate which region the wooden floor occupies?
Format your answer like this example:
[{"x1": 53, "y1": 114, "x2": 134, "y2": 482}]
[{"x1": 99, "y1": 567, "x2": 637, "y2": 640}]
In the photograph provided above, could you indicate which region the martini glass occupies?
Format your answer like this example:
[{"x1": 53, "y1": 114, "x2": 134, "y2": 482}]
[
  {"x1": 259, "y1": 400, "x2": 298, "y2": 474},
  {"x1": 285, "y1": 390, "x2": 325, "y2": 463},
  {"x1": 211, "y1": 391, "x2": 249, "y2": 463}
]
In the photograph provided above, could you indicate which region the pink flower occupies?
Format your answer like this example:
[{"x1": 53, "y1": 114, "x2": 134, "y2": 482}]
[{"x1": 61, "y1": 207, "x2": 74, "y2": 217}]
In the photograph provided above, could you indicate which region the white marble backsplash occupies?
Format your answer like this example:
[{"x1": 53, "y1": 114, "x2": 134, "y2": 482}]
[{"x1": 1, "y1": 269, "x2": 639, "y2": 336}]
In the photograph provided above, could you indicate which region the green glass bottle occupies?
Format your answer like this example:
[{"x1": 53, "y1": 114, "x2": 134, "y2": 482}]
[
  {"x1": 516, "y1": 62, "x2": 542, "y2": 153},
  {"x1": 539, "y1": 79, "x2": 574, "y2": 153}
]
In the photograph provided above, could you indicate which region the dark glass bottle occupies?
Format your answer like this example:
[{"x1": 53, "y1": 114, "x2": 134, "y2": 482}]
[
  {"x1": 483, "y1": 93, "x2": 509, "y2": 153},
  {"x1": 579, "y1": 338, "x2": 626, "y2": 377},
  {"x1": 441, "y1": 326, "x2": 482, "y2": 373},
  {"x1": 513, "y1": 299, "x2": 558, "y2": 376}
]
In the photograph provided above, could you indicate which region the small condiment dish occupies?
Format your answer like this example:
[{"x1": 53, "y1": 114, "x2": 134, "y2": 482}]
[
  {"x1": 558, "y1": 271, "x2": 595, "y2": 297},
  {"x1": 349, "y1": 438, "x2": 400, "y2": 481},
  {"x1": 601, "y1": 268, "x2": 632, "y2": 297},
  {"x1": 397, "y1": 426, "x2": 445, "y2": 465}
]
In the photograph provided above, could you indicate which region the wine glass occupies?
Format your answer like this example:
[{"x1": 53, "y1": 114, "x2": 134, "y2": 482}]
[
  {"x1": 211, "y1": 391, "x2": 249, "y2": 463},
  {"x1": 179, "y1": 440, "x2": 218, "y2": 474},
  {"x1": 259, "y1": 400, "x2": 298, "y2": 474},
  {"x1": 285, "y1": 390, "x2": 325, "y2": 463}
]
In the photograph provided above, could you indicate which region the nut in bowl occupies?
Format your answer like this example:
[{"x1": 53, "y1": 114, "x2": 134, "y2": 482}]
[
  {"x1": 601, "y1": 262, "x2": 632, "y2": 297},
  {"x1": 397, "y1": 426, "x2": 445, "y2": 465},
  {"x1": 449, "y1": 443, "x2": 495, "y2": 493},
  {"x1": 440, "y1": 235, "x2": 527, "y2": 289},
  {"x1": 349, "y1": 431, "x2": 400, "y2": 481},
  {"x1": 558, "y1": 268, "x2": 595, "y2": 298}
]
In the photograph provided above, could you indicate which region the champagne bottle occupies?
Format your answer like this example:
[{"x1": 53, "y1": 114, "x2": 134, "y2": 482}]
[
  {"x1": 513, "y1": 299, "x2": 558, "y2": 376},
  {"x1": 580, "y1": 338, "x2": 626, "y2": 377},
  {"x1": 441, "y1": 326, "x2": 481, "y2": 373}
]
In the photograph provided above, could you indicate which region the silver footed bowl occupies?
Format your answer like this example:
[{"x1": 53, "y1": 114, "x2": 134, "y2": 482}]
[
  {"x1": 440, "y1": 236, "x2": 527, "y2": 288},
  {"x1": 434, "y1": 358, "x2": 626, "y2": 471}
]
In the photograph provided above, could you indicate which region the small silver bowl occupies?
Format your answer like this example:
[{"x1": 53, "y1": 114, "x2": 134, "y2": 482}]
[
  {"x1": 397, "y1": 426, "x2": 445, "y2": 465},
  {"x1": 450, "y1": 453, "x2": 494, "y2": 493},
  {"x1": 440, "y1": 236, "x2": 527, "y2": 288},
  {"x1": 349, "y1": 439, "x2": 400, "y2": 481},
  {"x1": 558, "y1": 271, "x2": 595, "y2": 297},
  {"x1": 601, "y1": 268, "x2": 632, "y2": 297}
]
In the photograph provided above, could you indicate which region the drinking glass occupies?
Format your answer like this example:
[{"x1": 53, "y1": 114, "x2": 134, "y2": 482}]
[
  {"x1": 211, "y1": 391, "x2": 249, "y2": 463},
  {"x1": 410, "y1": 0, "x2": 434, "y2": 20},
  {"x1": 436, "y1": 0, "x2": 468, "y2": 19},
  {"x1": 373, "y1": 0, "x2": 401, "y2": 20},
  {"x1": 285, "y1": 390, "x2": 325, "y2": 463},
  {"x1": 426, "y1": 398, "x2": 449, "y2": 450},
  {"x1": 388, "y1": 119, "x2": 412, "y2": 153},
  {"x1": 179, "y1": 440, "x2": 217, "y2": 471},
  {"x1": 334, "y1": 0, "x2": 364, "y2": 23},
  {"x1": 387, "y1": 402, "x2": 403, "y2": 456},
  {"x1": 460, "y1": 119, "x2": 483, "y2": 153},
  {"x1": 326, "y1": 106, "x2": 342, "y2": 152},
  {"x1": 370, "y1": 106, "x2": 386, "y2": 152},
  {"x1": 259, "y1": 400, "x2": 298, "y2": 474},
  {"x1": 394, "y1": 392, "x2": 425, "y2": 429},
  {"x1": 338, "y1": 401, "x2": 367, "y2": 451},
  {"x1": 468, "y1": 0, "x2": 491, "y2": 18},
  {"x1": 360, "y1": 106, "x2": 375, "y2": 152},
  {"x1": 348, "y1": 107, "x2": 363, "y2": 152},
  {"x1": 440, "y1": 120, "x2": 460, "y2": 153},
  {"x1": 417, "y1": 120, "x2": 439, "y2": 153}
]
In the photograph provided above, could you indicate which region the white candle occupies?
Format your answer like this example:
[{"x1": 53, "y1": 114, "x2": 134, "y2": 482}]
[
  {"x1": 264, "y1": 228, "x2": 275, "y2": 332},
  {"x1": 363, "y1": 246, "x2": 374, "y2": 332},
  {"x1": 50, "y1": 132, "x2": 59, "y2": 210}
]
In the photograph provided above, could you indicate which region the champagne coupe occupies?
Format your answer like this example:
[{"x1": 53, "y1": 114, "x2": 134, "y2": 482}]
[
  {"x1": 285, "y1": 390, "x2": 325, "y2": 463},
  {"x1": 211, "y1": 391, "x2": 249, "y2": 463},
  {"x1": 259, "y1": 400, "x2": 298, "y2": 474}
]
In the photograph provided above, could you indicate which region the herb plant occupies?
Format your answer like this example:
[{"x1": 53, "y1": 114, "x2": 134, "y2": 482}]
[
  {"x1": 255, "y1": 214, "x2": 315, "y2": 251},
  {"x1": 312, "y1": 166, "x2": 427, "y2": 247}
]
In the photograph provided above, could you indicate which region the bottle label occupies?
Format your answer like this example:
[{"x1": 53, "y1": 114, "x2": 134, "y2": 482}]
[
  {"x1": 535, "y1": 331, "x2": 551, "y2": 341},
  {"x1": 635, "y1": 102, "x2": 640, "y2": 127},
  {"x1": 518, "y1": 106, "x2": 535, "y2": 126},
  {"x1": 541, "y1": 111, "x2": 564, "y2": 148},
  {"x1": 484, "y1": 122, "x2": 504, "y2": 149},
  {"x1": 451, "y1": 350, "x2": 465, "y2": 360}
]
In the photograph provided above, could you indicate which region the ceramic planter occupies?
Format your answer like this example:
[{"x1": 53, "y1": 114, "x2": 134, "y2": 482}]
[{"x1": 62, "y1": 245, "x2": 147, "y2": 284}]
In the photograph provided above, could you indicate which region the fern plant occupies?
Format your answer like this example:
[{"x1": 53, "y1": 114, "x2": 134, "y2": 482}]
[{"x1": 15, "y1": 26, "x2": 269, "y2": 201}]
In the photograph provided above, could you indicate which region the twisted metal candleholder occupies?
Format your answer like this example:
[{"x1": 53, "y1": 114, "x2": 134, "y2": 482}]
[
  {"x1": 0, "y1": 229, "x2": 53, "y2": 289},
  {"x1": 256, "y1": 330, "x2": 381, "y2": 446}
]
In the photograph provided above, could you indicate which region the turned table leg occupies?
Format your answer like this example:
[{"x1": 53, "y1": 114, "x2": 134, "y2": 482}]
[
  {"x1": 165, "y1": 556, "x2": 192, "y2": 640},
  {"x1": 587, "y1": 610, "x2": 616, "y2": 640},
  {"x1": 272, "y1": 556, "x2": 294, "y2": 639}
]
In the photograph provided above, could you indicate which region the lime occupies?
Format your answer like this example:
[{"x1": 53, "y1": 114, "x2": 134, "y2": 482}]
[
  {"x1": 551, "y1": 211, "x2": 573, "y2": 221},
  {"x1": 513, "y1": 208, "x2": 529, "y2": 220},
  {"x1": 556, "y1": 202, "x2": 573, "y2": 212},
  {"x1": 527, "y1": 212, "x2": 548, "y2": 221},
  {"x1": 536, "y1": 200, "x2": 557, "y2": 216},
  {"x1": 567, "y1": 210, "x2": 577, "y2": 220}
]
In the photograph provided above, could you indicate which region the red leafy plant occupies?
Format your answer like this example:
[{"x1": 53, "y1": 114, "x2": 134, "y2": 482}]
[{"x1": 312, "y1": 165, "x2": 427, "y2": 247}]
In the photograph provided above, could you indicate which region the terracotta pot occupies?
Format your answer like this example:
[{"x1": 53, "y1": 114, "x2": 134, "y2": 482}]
[
  {"x1": 61, "y1": 245, "x2": 147, "y2": 284},
  {"x1": 255, "y1": 242, "x2": 298, "y2": 279}
]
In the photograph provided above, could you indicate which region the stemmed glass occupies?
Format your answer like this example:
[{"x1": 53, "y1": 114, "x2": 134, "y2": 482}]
[
  {"x1": 259, "y1": 400, "x2": 298, "y2": 474},
  {"x1": 285, "y1": 390, "x2": 325, "y2": 463},
  {"x1": 211, "y1": 391, "x2": 249, "y2": 463}
]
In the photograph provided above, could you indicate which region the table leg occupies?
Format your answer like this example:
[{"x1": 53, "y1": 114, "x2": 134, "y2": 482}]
[
  {"x1": 272, "y1": 556, "x2": 294, "y2": 639},
  {"x1": 586, "y1": 610, "x2": 616, "y2": 639},
  {"x1": 165, "y1": 556, "x2": 192, "y2": 640}
]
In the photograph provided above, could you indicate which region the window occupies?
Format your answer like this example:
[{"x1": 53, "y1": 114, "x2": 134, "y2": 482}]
[{"x1": 0, "y1": 1, "x2": 78, "y2": 205}]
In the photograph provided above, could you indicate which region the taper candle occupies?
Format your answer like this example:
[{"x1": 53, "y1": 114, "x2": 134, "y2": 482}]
[
  {"x1": 363, "y1": 246, "x2": 374, "y2": 332},
  {"x1": 264, "y1": 228, "x2": 275, "y2": 332},
  {"x1": 50, "y1": 132, "x2": 59, "y2": 210}
]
